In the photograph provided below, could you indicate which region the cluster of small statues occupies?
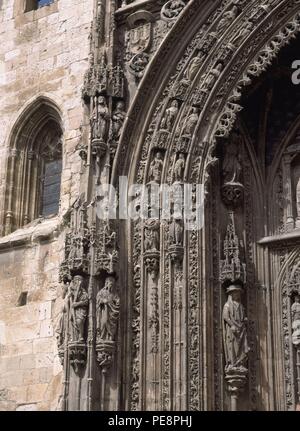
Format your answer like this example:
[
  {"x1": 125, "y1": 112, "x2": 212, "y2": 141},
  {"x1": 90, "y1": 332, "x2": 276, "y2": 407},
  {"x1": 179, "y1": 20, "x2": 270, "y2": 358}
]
[
  {"x1": 56, "y1": 274, "x2": 120, "y2": 351},
  {"x1": 91, "y1": 96, "x2": 126, "y2": 144}
]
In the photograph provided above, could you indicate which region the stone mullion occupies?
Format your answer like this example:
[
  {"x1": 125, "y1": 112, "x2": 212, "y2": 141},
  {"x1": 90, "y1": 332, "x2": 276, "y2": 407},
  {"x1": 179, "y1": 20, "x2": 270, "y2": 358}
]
[
  {"x1": 4, "y1": 149, "x2": 18, "y2": 235},
  {"x1": 23, "y1": 151, "x2": 34, "y2": 224}
]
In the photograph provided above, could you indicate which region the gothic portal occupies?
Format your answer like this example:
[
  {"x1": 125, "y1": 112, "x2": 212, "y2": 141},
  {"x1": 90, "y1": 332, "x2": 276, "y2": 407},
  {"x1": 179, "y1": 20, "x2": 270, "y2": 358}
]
[{"x1": 1, "y1": 0, "x2": 300, "y2": 412}]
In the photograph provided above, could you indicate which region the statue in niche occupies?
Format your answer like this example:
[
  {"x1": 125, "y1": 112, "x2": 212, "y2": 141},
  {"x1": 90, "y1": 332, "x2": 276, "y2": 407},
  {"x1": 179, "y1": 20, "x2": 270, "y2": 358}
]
[
  {"x1": 161, "y1": 100, "x2": 179, "y2": 132},
  {"x1": 69, "y1": 275, "x2": 89, "y2": 343},
  {"x1": 169, "y1": 217, "x2": 184, "y2": 246},
  {"x1": 91, "y1": 96, "x2": 110, "y2": 142},
  {"x1": 185, "y1": 52, "x2": 204, "y2": 82},
  {"x1": 222, "y1": 284, "x2": 249, "y2": 371},
  {"x1": 230, "y1": 20, "x2": 254, "y2": 47},
  {"x1": 223, "y1": 136, "x2": 242, "y2": 183},
  {"x1": 173, "y1": 153, "x2": 185, "y2": 182},
  {"x1": 182, "y1": 107, "x2": 199, "y2": 137},
  {"x1": 144, "y1": 219, "x2": 160, "y2": 252},
  {"x1": 292, "y1": 293, "x2": 300, "y2": 347},
  {"x1": 96, "y1": 276, "x2": 120, "y2": 341},
  {"x1": 149, "y1": 151, "x2": 164, "y2": 183},
  {"x1": 201, "y1": 62, "x2": 223, "y2": 93},
  {"x1": 111, "y1": 101, "x2": 126, "y2": 141},
  {"x1": 216, "y1": 5, "x2": 239, "y2": 33}
]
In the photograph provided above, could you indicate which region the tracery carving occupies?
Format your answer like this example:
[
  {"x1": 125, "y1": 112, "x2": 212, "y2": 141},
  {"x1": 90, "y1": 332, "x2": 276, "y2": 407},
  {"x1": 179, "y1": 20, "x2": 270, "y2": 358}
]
[
  {"x1": 161, "y1": 0, "x2": 186, "y2": 23},
  {"x1": 220, "y1": 211, "x2": 246, "y2": 285}
]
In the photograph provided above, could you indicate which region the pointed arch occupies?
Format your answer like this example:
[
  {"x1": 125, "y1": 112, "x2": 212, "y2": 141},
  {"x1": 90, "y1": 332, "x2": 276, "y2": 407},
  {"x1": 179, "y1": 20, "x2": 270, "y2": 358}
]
[{"x1": 2, "y1": 96, "x2": 63, "y2": 235}]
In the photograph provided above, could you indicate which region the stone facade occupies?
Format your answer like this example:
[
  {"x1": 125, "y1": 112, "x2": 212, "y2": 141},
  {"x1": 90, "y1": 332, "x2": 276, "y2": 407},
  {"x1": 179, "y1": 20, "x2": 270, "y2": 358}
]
[
  {"x1": 1, "y1": 0, "x2": 300, "y2": 411},
  {"x1": 0, "y1": 0, "x2": 92, "y2": 410}
]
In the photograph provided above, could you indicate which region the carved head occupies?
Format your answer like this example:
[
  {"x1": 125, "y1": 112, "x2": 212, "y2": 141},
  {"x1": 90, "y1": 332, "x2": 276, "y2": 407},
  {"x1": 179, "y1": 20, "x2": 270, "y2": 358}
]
[
  {"x1": 105, "y1": 275, "x2": 116, "y2": 291},
  {"x1": 155, "y1": 151, "x2": 163, "y2": 160},
  {"x1": 98, "y1": 96, "x2": 106, "y2": 105},
  {"x1": 116, "y1": 101, "x2": 125, "y2": 111},
  {"x1": 226, "y1": 284, "x2": 243, "y2": 301},
  {"x1": 295, "y1": 294, "x2": 300, "y2": 303},
  {"x1": 171, "y1": 100, "x2": 179, "y2": 108},
  {"x1": 178, "y1": 153, "x2": 185, "y2": 160},
  {"x1": 72, "y1": 275, "x2": 84, "y2": 291}
]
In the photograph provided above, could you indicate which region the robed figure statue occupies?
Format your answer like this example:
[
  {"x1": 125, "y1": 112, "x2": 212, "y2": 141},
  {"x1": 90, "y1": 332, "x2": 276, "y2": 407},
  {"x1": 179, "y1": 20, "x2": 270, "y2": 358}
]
[
  {"x1": 96, "y1": 276, "x2": 120, "y2": 341},
  {"x1": 222, "y1": 285, "x2": 249, "y2": 372}
]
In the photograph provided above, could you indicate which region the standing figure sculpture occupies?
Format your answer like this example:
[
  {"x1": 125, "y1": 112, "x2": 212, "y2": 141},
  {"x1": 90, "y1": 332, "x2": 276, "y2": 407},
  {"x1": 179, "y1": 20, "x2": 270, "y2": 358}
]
[
  {"x1": 222, "y1": 285, "x2": 249, "y2": 371},
  {"x1": 55, "y1": 284, "x2": 71, "y2": 358},
  {"x1": 173, "y1": 153, "x2": 185, "y2": 182},
  {"x1": 223, "y1": 137, "x2": 242, "y2": 183},
  {"x1": 91, "y1": 96, "x2": 110, "y2": 142},
  {"x1": 169, "y1": 217, "x2": 184, "y2": 246},
  {"x1": 182, "y1": 107, "x2": 199, "y2": 137},
  {"x1": 201, "y1": 62, "x2": 223, "y2": 92},
  {"x1": 69, "y1": 275, "x2": 88, "y2": 343},
  {"x1": 217, "y1": 5, "x2": 239, "y2": 33},
  {"x1": 292, "y1": 294, "x2": 300, "y2": 347},
  {"x1": 111, "y1": 101, "x2": 126, "y2": 141},
  {"x1": 144, "y1": 219, "x2": 160, "y2": 252},
  {"x1": 96, "y1": 276, "x2": 120, "y2": 341},
  {"x1": 161, "y1": 100, "x2": 179, "y2": 131},
  {"x1": 149, "y1": 151, "x2": 164, "y2": 183}
]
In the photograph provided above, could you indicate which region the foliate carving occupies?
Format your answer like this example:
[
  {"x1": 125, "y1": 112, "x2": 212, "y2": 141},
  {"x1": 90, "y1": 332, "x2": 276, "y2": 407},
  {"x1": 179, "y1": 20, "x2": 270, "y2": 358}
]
[
  {"x1": 291, "y1": 294, "x2": 300, "y2": 348},
  {"x1": 128, "y1": 52, "x2": 150, "y2": 79},
  {"x1": 220, "y1": 211, "x2": 246, "y2": 284},
  {"x1": 59, "y1": 199, "x2": 90, "y2": 281},
  {"x1": 161, "y1": 0, "x2": 186, "y2": 23},
  {"x1": 96, "y1": 275, "x2": 120, "y2": 373},
  {"x1": 215, "y1": 12, "x2": 300, "y2": 140},
  {"x1": 83, "y1": 53, "x2": 124, "y2": 99},
  {"x1": 95, "y1": 222, "x2": 119, "y2": 274}
]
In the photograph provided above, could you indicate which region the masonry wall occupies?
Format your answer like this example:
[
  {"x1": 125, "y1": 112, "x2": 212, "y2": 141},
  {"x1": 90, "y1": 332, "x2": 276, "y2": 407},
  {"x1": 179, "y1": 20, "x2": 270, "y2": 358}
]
[{"x1": 0, "y1": 0, "x2": 93, "y2": 410}]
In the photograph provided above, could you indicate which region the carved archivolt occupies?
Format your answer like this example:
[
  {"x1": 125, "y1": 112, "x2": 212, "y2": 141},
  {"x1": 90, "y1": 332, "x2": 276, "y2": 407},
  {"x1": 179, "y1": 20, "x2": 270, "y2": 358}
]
[
  {"x1": 55, "y1": 0, "x2": 300, "y2": 412},
  {"x1": 114, "y1": 0, "x2": 300, "y2": 412}
]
